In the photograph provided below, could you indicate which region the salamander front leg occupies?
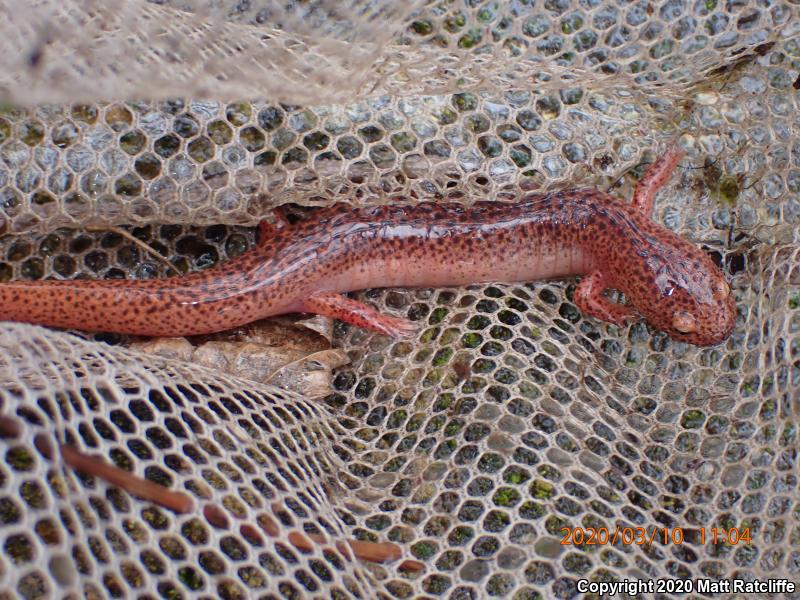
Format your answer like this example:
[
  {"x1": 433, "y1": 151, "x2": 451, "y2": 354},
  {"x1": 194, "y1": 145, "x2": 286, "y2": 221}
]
[
  {"x1": 302, "y1": 292, "x2": 419, "y2": 338},
  {"x1": 574, "y1": 271, "x2": 638, "y2": 328},
  {"x1": 632, "y1": 144, "x2": 685, "y2": 216}
]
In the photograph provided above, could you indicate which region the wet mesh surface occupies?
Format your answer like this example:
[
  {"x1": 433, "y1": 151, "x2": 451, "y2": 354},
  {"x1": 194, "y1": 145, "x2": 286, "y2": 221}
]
[
  {"x1": 0, "y1": 1, "x2": 799, "y2": 599},
  {"x1": 0, "y1": 323, "x2": 379, "y2": 599}
]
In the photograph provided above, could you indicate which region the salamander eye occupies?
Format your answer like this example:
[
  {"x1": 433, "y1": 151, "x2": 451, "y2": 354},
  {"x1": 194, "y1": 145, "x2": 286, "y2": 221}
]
[
  {"x1": 715, "y1": 279, "x2": 730, "y2": 299},
  {"x1": 672, "y1": 311, "x2": 697, "y2": 334}
]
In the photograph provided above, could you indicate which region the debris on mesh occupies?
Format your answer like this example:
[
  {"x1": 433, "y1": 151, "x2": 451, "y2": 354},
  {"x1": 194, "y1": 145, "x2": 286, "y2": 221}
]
[
  {"x1": 0, "y1": 322, "x2": 423, "y2": 598},
  {"x1": 131, "y1": 316, "x2": 350, "y2": 398}
]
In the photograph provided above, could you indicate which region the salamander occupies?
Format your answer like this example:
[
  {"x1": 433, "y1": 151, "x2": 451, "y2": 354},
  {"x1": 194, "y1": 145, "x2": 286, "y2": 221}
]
[{"x1": 0, "y1": 146, "x2": 736, "y2": 346}]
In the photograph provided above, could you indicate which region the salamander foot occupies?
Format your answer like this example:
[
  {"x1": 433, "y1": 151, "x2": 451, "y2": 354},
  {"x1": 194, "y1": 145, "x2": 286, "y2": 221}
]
[
  {"x1": 302, "y1": 291, "x2": 419, "y2": 338},
  {"x1": 631, "y1": 143, "x2": 685, "y2": 216},
  {"x1": 574, "y1": 271, "x2": 638, "y2": 328}
]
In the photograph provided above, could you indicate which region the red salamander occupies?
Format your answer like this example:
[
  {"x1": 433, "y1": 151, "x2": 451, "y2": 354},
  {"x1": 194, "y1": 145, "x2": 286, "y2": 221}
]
[{"x1": 0, "y1": 146, "x2": 735, "y2": 346}]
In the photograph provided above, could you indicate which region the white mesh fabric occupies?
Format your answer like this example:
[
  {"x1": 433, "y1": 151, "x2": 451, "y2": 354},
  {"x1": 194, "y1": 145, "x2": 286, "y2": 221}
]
[{"x1": 0, "y1": 1, "x2": 798, "y2": 598}]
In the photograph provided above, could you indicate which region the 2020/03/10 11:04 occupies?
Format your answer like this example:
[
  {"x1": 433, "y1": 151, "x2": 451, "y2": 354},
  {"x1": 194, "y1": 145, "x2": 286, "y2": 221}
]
[{"x1": 560, "y1": 525, "x2": 751, "y2": 546}]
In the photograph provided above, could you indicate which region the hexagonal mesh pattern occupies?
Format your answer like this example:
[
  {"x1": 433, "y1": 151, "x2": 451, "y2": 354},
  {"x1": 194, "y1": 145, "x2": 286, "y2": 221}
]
[
  {"x1": 0, "y1": 1, "x2": 798, "y2": 599},
  {"x1": 0, "y1": 1, "x2": 798, "y2": 236},
  {"x1": 329, "y1": 243, "x2": 799, "y2": 597},
  {"x1": 0, "y1": 323, "x2": 378, "y2": 598}
]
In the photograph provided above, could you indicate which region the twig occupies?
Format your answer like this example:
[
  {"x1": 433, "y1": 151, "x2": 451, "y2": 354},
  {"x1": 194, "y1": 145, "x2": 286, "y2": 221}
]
[
  {"x1": 60, "y1": 444, "x2": 194, "y2": 514},
  {"x1": 86, "y1": 226, "x2": 181, "y2": 275},
  {"x1": 29, "y1": 430, "x2": 193, "y2": 513},
  {"x1": 606, "y1": 154, "x2": 717, "y2": 193},
  {"x1": 606, "y1": 159, "x2": 652, "y2": 193},
  {"x1": 684, "y1": 156, "x2": 719, "y2": 170},
  {"x1": 259, "y1": 508, "x2": 424, "y2": 572},
  {"x1": 13, "y1": 417, "x2": 423, "y2": 572}
]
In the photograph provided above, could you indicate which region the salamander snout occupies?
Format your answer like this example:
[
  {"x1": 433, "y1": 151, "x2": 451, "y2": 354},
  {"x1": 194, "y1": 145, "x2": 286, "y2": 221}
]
[
  {"x1": 659, "y1": 270, "x2": 735, "y2": 346},
  {"x1": 665, "y1": 276, "x2": 735, "y2": 346},
  {"x1": 621, "y1": 249, "x2": 736, "y2": 347}
]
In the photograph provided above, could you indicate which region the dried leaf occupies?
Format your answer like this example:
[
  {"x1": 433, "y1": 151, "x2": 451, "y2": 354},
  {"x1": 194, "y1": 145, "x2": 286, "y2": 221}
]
[{"x1": 130, "y1": 317, "x2": 347, "y2": 397}]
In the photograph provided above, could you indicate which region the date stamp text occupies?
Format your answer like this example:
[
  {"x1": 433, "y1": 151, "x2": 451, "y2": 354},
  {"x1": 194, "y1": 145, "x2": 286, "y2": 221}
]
[{"x1": 561, "y1": 526, "x2": 751, "y2": 547}]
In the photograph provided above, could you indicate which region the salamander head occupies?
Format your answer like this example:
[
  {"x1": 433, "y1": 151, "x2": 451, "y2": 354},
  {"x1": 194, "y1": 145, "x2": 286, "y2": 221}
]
[{"x1": 616, "y1": 238, "x2": 736, "y2": 346}]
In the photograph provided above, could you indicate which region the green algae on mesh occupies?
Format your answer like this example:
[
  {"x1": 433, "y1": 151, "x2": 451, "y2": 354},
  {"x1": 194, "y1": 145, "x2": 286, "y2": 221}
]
[
  {"x1": 433, "y1": 393, "x2": 454, "y2": 411},
  {"x1": 423, "y1": 575, "x2": 451, "y2": 595},
  {"x1": 187, "y1": 137, "x2": 214, "y2": 163},
  {"x1": 6, "y1": 446, "x2": 35, "y2": 470},
  {"x1": 0, "y1": 497, "x2": 21, "y2": 525},
  {"x1": 4, "y1": 534, "x2": 34, "y2": 564},
  {"x1": 444, "y1": 11, "x2": 466, "y2": 33},
  {"x1": 545, "y1": 515, "x2": 567, "y2": 536},
  {"x1": 435, "y1": 107, "x2": 458, "y2": 125},
  {"x1": 650, "y1": 39, "x2": 675, "y2": 59},
  {"x1": 529, "y1": 479, "x2": 554, "y2": 499},
  {"x1": 0, "y1": 117, "x2": 11, "y2": 143},
  {"x1": 452, "y1": 92, "x2": 478, "y2": 112},
  {"x1": 427, "y1": 307, "x2": 448, "y2": 325},
  {"x1": 20, "y1": 119, "x2": 45, "y2": 145},
  {"x1": 225, "y1": 103, "x2": 251, "y2": 126},
  {"x1": 410, "y1": 20, "x2": 433, "y2": 35},
  {"x1": 178, "y1": 566, "x2": 205, "y2": 590},
  {"x1": 140, "y1": 506, "x2": 170, "y2": 530},
  {"x1": 180, "y1": 518, "x2": 209, "y2": 545},
  {"x1": 207, "y1": 119, "x2": 233, "y2": 145},
  {"x1": 561, "y1": 13, "x2": 583, "y2": 34},
  {"x1": 477, "y1": 3, "x2": 498, "y2": 23},
  {"x1": 492, "y1": 487, "x2": 521, "y2": 507},
  {"x1": 519, "y1": 500, "x2": 546, "y2": 520},
  {"x1": 716, "y1": 175, "x2": 741, "y2": 205},
  {"x1": 420, "y1": 327, "x2": 439, "y2": 344},
  {"x1": 20, "y1": 481, "x2": 46, "y2": 509},
  {"x1": 432, "y1": 347, "x2": 453, "y2": 367},
  {"x1": 411, "y1": 540, "x2": 438, "y2": 560},
  {"x1": 390, "y1": 131, "x2": 417, "y2": 152},
  {"x1": 510, "y1": 145, "x2": 532, "y2": 167}
]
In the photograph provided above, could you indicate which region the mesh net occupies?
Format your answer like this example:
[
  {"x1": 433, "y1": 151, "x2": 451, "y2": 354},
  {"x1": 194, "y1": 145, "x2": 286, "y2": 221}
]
[{"x1": 0, "y1": 1, "x2": 799, "y2": 598}]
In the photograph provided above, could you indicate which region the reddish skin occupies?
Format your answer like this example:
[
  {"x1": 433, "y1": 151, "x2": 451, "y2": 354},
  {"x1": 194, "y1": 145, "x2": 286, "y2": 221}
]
[{"x1": 0, "y1": 146, "x2": 736, "y2": 346}]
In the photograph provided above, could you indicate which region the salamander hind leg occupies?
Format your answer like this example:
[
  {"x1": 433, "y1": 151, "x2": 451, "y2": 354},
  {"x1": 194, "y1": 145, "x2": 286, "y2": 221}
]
[
  {"x1": 632, "y1": 144, "x2": 685, "y2": 216},
  {"x1": 574, "y1": 271, "x2": 639, "y2": 328},
  {"x1": 302, "y1": 291, "x2": 419, "y2": 338}
]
